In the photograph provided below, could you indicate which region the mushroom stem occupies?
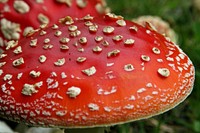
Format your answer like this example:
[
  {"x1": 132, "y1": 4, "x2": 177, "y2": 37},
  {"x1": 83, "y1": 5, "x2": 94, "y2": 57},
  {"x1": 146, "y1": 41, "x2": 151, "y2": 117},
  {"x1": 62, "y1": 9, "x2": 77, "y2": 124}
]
[{"x1": 64, "y1": 127, "x2": 110, "y2": 133}]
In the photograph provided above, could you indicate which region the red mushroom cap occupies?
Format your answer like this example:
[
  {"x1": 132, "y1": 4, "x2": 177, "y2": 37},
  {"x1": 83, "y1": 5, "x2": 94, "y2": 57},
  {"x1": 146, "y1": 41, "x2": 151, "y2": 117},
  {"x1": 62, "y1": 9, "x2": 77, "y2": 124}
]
[
  {"x1": 0, "y1": 0, "x2": 109, "y2": 50},
  {"x1": 0, "y1": 13, "x2": 195, "y2": 128}
]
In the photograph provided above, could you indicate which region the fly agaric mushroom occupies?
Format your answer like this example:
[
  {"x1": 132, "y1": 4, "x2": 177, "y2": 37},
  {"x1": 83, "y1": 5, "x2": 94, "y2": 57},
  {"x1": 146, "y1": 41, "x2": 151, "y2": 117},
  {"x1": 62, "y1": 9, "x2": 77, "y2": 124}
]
[
  {"x1": 132, "y1": 15, "x2": 178, "y2": 44},
  {"x1": 0, "y1": 0, "x2": 109, "y2": 52},
  {"x1": 0, "y1": 13, "x2": 195, "y2": 131}
]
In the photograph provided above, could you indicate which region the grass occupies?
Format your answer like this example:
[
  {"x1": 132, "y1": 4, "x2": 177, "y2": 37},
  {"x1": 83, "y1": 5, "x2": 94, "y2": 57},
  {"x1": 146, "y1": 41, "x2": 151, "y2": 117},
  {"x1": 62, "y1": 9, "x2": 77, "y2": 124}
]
[{"x1": 106, "y1": 0, "x2": 200, "y2": 132}]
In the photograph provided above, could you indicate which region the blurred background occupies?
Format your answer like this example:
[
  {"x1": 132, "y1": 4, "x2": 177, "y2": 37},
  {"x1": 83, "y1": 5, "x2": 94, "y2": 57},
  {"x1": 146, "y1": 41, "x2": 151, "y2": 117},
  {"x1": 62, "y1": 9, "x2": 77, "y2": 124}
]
[{"x1": 106, "y1": 0, "x2": 200, "y2": 132}]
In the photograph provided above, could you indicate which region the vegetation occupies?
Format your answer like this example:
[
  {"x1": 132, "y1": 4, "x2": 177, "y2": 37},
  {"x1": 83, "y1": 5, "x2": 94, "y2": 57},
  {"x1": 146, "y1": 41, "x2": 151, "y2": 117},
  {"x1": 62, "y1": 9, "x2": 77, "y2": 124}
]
[{"x1": 107, "y1": 0, "x2": 200, "y2": 132}]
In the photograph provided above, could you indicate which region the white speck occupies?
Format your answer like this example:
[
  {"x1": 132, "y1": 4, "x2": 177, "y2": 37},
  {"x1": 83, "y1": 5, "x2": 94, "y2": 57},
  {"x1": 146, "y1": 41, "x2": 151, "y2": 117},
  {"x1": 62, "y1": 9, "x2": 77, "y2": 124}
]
[
  {"x1": 21, "y1": 84, "x2": 38, "y2": 96},
  {"x1": 60, "y1": 37, "x2": 70, "y2": 43},
  {"x1": 116, "y1": 19, "x2": 126, "y2": 26},
  {"x1": 1, "y1": 84, "x2": 6, "y2": 93},
  {"x1": 70, "y1": 30, "x2": 81, "y2": 37},
  {"x1": 141, "y1": 55, "x2": 150, "y2": 62},
  {"x1": 13, "y1": 0, "x2": 30, "y2": 14},
  {"x1": 124, "y1": 104, "x2": 134, "y2": 110},
  {"x1": 179, "y1": 53, "x2": 185, "y2": 59},
  {"x1": 103, "y1": 26, "x2": 114, "y2": 34},
  {"x1": 160, "y1": 98, "x2": 167, "y2": 102},
  {"x1": 42, "y1": 110, "x2": 51, "y2": 116},
  {"x1": 166, "y1": 51, "x2": 174, "y2": 56},
  {"x1": 152, "y1": 91, "x2": 158, "y2": 95},
  {"x1": 124, "y1": 39, "x2": 135, "y2": 45},
  {"x1": 112, "y1": 35, "x2": 123, "y2": 41},
  {"x1": 13, "y1": 46, "x2": 22, "y2": 54},
  {"x1": 30, "y1": 111, "x2": 36, "y2": 117},
  {"x1": 43, "y1": 44, "x2": 53, "y2": 49},
  {"x1": 0, "y1": 62, "x2": 6, "y2": 67},
  {"x1": 176, "y1": 56, "x2": 181, "y2": 62},
  {"x1": 105, "y1": 13, "x2": 123, "y2": 20},
  {"x1": 66, "y1": 86, "x2": 81, "y2": 98},
  {"x1": 178, "y1": 66, "x2": 183, "y2": 72},
  {"x1": 30, "y1": 38, "x2": 38, "y2": 47},
  {"x1": 71, "y1": 75, "x2": 75, "y2": 78},
  {"x1": 129, "y1": 26, "x2": 138, "y2": 32},
  {"x1": 97, "y1": 85, "x2": 116, "y2": 95},
  {"x1": 47, "y1": 78, "x2": 55, "y2": 86},
  {"x1": 95, "y1": 36, "x2": 103, "y2": 42},
  {"x1": 0, "y1": 54, "x2": 7, "y2": 59},
  {"x1": 82, "y1": 66, "x2": 96, "y2": 76},
  {"x1": 52, "y1": 24, "x2": 59, "y2": 29},
  {"x1": 21, "y1": 115, "x2": 27, "y2": 119},
  {"x1": 137, "y1": 88, "x2": 146, "y2": 93},
  {"x1": 146, "y1": 30, "x2": 151, "y2": 34},
  {"x1": 17, "y1": 73, "x2": 23, "y2": 79},
  {"x1": 38, "y1": 13, "x2": 49, "y2": 24},
  {"x1": 51, "y1": 72, "x2": 57, "y2": 77},
  {"x1": 40, "y1": 30, "x2": 47, "y2": 36},
  {"x1": 88, "y1": 103, "x2": 99, "y2": 111},
  {"x1": 144, "y1": 95, "x2": 153, "y2": 101},
  {"x1": 102, "y1": 40, "x2": 109, "y2": 47},
  {"x1": 141, "y1": 66, "x2": 145, "y2": 71},
  {"x1": 61, "y1": 72, "x2": 67, "y2": 78},
  {"x1": 48, "y1": 81, "x2": 59, "y2": 89},
  {"x1": 104, "y1": 86, "x2": 117, "y2": 95},
  {"x1": 39, "y1": 55, "x2": 46, "y2": 63},
  {"x1": 7, "y1": 81, "x2": 12, "y2": 85},
  {"x1": 60, "y1": 45, "x2": 69, "y2": 50},
  {"x1": 69, "y1": 112, "x2": 74, "y2": 117},
  {"x1": 79, "y1": 37, "x2": 87, "y2": 44},
  {"x1": 0, "y1": 70, "x2": 3, "y2": 76},
  {"x1": 105, "y1": 71, "x2": 116, "y2": 79},
  {"x1": 76, "y1": 57, "x2": 86, "y2": 63},
  {"x1": 83, "y1": 14, "x2": 94, "y2": 20},
  {"x1": 185, "y1": 73, "x2": 191, "y2": 78},
  {"x1": 168, "y1": 64, "x2": 176, "y2": 71},
  {"x1": 129, "y1": 95, "x2": 136, "y2": 101},
  {"x1": 44, "y1": 38, "x2": 50, "y2": 44},
  {"x1": 77, "y1": 47, "x2": 84, "y2": 52},
  {"x1": 35, "y1": 81, "x2": 43, "y2": 88},
  {"x1": 106, "y1": 62, "x2": 114, "y2": 67},
  {"x1": 146, "y1": 83, "x2": 153, "y2": 88},
  {"x1": 63, "y1": 82, "x2": 68, "y2": 85},
  {"x1": 68, "y1": 25, "x2": 78, "y2": 31},
  {"x1": 54, "y1": 58, "x2": 65, "y2": 66},
  {"x1": 3, "y1": 74, "x2": 12, "y2": 81},
  {"x1": 54, "y1": 30, "x2": 62, "y2": 36},
  {"x1": 89, "y1": 25, "x2": 98, "y2": 32},
  {"x1": 157, "y1": 59, "x2": 163, "y2": 62},
  {"x1": 124, "y1": 64, "x2": 134, "y2": 72},
  {"x1": 97, "y1": 85, "x2": 103, "y2": 95},
  {"x1": 29, "y1": 70, "x2": 41, "y2": 78},
  {"x1": 158, "y1": 68, "x2": 170, "y2": 77},
  {"x1": 107, "y1": 49, "x2": 120, "y2": 57},
  {"x1": 93, "y1": 46, "x2": 102, "y2": 52},
  {"x1": 56, "y1": 110, "x2": 67, "y2": 116},
  {"x1": 85, "y1": 21, "x2": 93, "y2": 26},
  {"x1": 152, "y1": 47, "x2": 160, "y2": 54},
  {"x1": 104, "y1": 107, "x2": 111, "y2": 112},
  {"x1": 166, "y1": 57, "x2": 174, "y2": 62},
  {"x1": 13, "y1": 57, "x2": 24, "y2": 67}
]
